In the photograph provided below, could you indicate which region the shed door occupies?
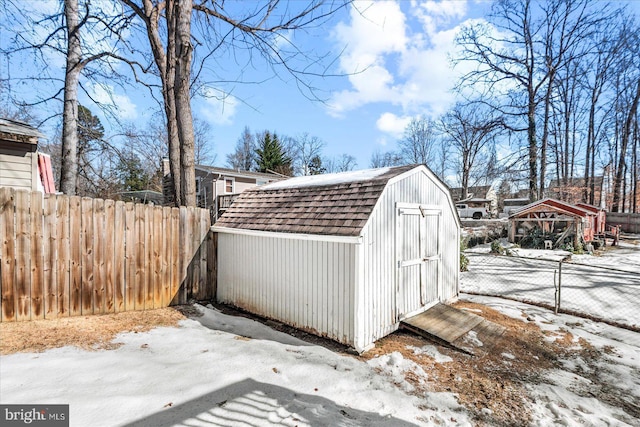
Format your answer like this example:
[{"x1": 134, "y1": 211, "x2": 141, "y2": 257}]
[{"x1": 396, "y1": 204, "x2": 441, "y2": 320}]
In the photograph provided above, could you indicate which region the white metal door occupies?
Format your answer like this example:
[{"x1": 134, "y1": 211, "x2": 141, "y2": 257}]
[{"x1": 396, "y1": 204, "x2": 441, "y2": 320}]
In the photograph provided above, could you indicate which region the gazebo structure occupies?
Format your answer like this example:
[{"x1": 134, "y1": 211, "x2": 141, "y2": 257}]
[{"x1": 508, "y1": 198, "x2": 596, "y2": 248}]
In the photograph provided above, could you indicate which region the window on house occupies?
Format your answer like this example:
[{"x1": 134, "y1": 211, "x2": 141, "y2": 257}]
[
  {"x1": 225, "y1": 178, "x2": 234, "y2": 193},
  {"x1": 195, "y1": 177, "x2": 202, "y2": 195}
]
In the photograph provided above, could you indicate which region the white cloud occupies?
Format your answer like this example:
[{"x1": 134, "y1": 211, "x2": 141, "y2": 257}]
[
  {"x1": 376, "y1": 112, "x2": 411, "y2": 137},
  {"x1": 328, "y1": 0, "x2": 477, "y2": 118},
  {"x1": 90, "y1": 83, "x2": 138, "y2": 120},
  {"x1": 376, "y1": 136, "x2": 391, "y2": 147},
  {"x1": 200, "y1": 89, "x2": 238, "y2": 126},
  {"x1": 417, "y1": 0, "x2": 468, "y2": 35}
]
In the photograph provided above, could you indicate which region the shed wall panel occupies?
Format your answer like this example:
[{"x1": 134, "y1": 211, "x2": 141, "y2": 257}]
[
  {"x1": 356, "y1": 170, "x2": 460, "y2": 350},
  {"x1": 217, "y1": 233, "x2": 356, "y2": 345}
]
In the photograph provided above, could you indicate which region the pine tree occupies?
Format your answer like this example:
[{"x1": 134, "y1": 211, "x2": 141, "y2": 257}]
[{"x1": 255, "y1": 131, "x2": 292, "y2": 176}]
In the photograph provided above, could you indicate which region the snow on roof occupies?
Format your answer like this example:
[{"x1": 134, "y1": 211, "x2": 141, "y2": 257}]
[{"x1": 262, "y1": 167, "x2": 392, "y2": 190}]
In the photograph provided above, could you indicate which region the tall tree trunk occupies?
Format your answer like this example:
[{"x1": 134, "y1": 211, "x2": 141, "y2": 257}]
[
  {"x1": 129, "y1": 0, "x2": 182, "y2": 205},
  {"x1": 540, "y1": 72, "x2": 554, "y2": 199},
  {"x1": 164, "y1": 0, "x2": 181, "y2": 207},
  {"x1": 59, "y1": 0, "x2": 82, "y2": 195},
  {"x1": 633, "y1": 118, "x2": 638, "y2": 213},
  {"x1": 612, "y1": 79, "x2": 640, "y2": 212},
  {"x1": 528, "y1": 96, "x2": 539, "y2": 201},
  {"x1": 174, "y1": 0, "x2": 196, "y2": 207}
]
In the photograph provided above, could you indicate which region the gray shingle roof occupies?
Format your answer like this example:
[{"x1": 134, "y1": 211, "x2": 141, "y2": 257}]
[
  {"x1": 0, "y1": 118, "x2": 45, "y2": 142},
  {"x1": 215, "y1": 165, "x2": 417, "y2": 236}
]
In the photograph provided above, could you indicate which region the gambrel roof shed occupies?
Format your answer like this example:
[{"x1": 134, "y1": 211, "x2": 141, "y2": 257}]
[{"x1": 214, "y1": 165, "x2": 461, "y2": 352}]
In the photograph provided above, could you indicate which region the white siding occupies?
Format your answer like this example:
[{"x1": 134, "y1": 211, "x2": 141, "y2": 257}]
[
  {"x1": 217, "y1": 232, "x2": 357, "y2": 346},
  {"x1": 355, "y1": 169, "x2": 460, "y2": 350},
  {"x1": 0, "y1": 148, "x2": 37, "y2": 191}
]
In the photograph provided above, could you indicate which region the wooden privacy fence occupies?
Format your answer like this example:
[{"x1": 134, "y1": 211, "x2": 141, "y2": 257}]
[
  {"x1": 607, "y1": 212, "x2": 640, "y2": 233},
  {"x1": 0, "y1": 188, "x2": 216, "y2": 322}
]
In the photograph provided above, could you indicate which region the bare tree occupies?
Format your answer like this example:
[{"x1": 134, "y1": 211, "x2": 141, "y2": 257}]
[
  {"x1": 292, "y1": 132, "x2": 325, "y2": 176},
  {"x1": 226, "y1": 126, "x2": 256, "y2": 171},
  {"x1": 398, "y1": 116, "x2": 437, "y2": 166},
  {"x1": 1, "y1": 0, "x2": 136, "y2": 195},
  {"x1": 612, "y1": 79, "x2": 640, "y2": 212},
  {"x1": 193, "y1": 118, "x2": 216, "y2": 165},
  {"x1": 439, "y1": 102, "x2": 503, "y2": 200},
  {"x1": 324, "y1": 153, "x2": 357, "y2": 173},
  {"x1": 121, "y1": 0, "x2": 349, "y2": 206},
  {"x1": 370, "y1": 150, "x2": 404, "y2": 168},
  {"x1": 456, "y1": 0, "x2": 601, "y2": 201}
]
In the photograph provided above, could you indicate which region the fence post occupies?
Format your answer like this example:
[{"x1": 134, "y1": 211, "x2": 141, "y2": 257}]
[
  {"x1": 557, "y1": 259, "x2": 563, "y2": 314},
  {"x1": 554, "y1": 268, "x2": 559, "y2": 314}
]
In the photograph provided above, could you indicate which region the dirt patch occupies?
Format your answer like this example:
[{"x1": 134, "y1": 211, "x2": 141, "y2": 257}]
[
  {"x1": 0, "y1": 308, "x2": 186, "y2": 355},
  {"x1": 360, "y1": 300, "x2": 600, "y2": 427}
]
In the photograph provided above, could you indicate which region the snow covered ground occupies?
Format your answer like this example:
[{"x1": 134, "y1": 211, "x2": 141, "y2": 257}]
[
  {"x1": 2, "y1": 299, "x2": 639, "y2": 426},
  {"x1": 0, "y1": 304, "x2": 470, "y2": 427},
  {"x1": 464, "y1": 295, "x2": 640, "y2": 427},
  {"x1": 461, "y1": 237, "x2": 640, "y2": 329}
]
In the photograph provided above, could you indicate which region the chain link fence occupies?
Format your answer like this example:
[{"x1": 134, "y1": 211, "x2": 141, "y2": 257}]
[{"x1": 460, "y1": 252, "x2": 640, "y2": 332}]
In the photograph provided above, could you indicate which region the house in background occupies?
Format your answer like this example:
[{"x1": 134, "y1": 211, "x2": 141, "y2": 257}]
[
  {"x1": 161, "y1": 159, "x2": 285, "y2": 218},
  {"x1": 450, "y1": 185, "x2": 498, "y2": 216},
  {"x1": 0, "y1": 118, "x2": 55, "y2": 193}
]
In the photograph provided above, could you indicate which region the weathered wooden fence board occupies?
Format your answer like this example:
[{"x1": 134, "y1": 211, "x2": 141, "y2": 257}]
[
  {"x1": 43, "y1": 195, "x2": 57, "y2": 319},
  {"x1": 1, "y1": 187, "x2": 16, "y2": 321},
  {"x1": 113, "y1": 201, "x2": 125, "y2": 313},
  {"x1": 15, "y1": 190, "x2": 30, "y2": 321},
  {"x1": 68, "y1": 196, "x2": 81, "y2": 316},
  {"x1": 30, "y1": 192, "x2": 44, "y2": 320},
  {"x1": 0, "y1": 189, "x2": 215, "y2": 321}
]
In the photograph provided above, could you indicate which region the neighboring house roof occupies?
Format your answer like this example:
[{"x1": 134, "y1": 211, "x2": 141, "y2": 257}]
[
  {"x1": 215, "y1": 165, "x2": 419, "y2": 237},
  {"x1": 119, "y1": 190, "x2": 164, "y2": 205},
  {"x1": 195, "y1": 165, "x2": 285, "y2": 181},
  {"x1": 457, "y1": 197, "x2": 491, "y2": 204},
  {"x1": 509, "y1": 198, "x2": 594, "y2": 219},
  {"x1": 0, "y1": 118, "x2": 45, "y2": 143},
  {"x1": 450, "y1": 185, "x2": 491, "y2": 201}
]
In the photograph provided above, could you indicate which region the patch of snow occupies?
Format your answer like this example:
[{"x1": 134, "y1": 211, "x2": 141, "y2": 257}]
[
  {"x1": 507, "y1": 248, "x2": 573, "y2": 262},
  {"x1": 407, "y1": 345, "x2": 453, "y2": 363},
  {"x1": 262, "y1": 167, "x2": 392, "y2": 190},
  {"x1": 462, "y1": 331, "x2": 483, "y2": 347},
  {"x1": 460, "y1": 308, "x2": 483, "y2": 313},
  {"x1": 501, "y1": 352, "x2": 516, "y2": 360},
  {"x1": 367, "y1": 351, "x2": 427, "y2": 393}
]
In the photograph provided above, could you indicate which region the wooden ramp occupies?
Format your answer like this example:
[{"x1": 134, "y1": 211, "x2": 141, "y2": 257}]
[{"x1": 400, "y1": 303, "x2": 505, "y2": 354}]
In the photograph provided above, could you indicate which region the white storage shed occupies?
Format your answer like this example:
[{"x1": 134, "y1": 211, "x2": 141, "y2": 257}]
[{"x1": 213, "y1": 165, "x2": 460, "y2": 352}]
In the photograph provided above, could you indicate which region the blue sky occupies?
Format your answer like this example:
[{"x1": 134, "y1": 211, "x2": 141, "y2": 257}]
[
  {"x1": 3, "y1": 0, "x2": 637, "y2": 174},
  {"x1": 189, "y1": 0, "x2": 492, "y2": 168}
]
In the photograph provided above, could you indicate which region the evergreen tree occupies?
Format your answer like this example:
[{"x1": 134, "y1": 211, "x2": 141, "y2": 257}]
[
  {"x1": 308, "y1": 155, "x2": 326, "y2": 175},
  {"x1": 255, "y1": 131, "x2": 292, "y2": 176},
  {"x1": 117, "y1": 151, "x2": 150, "y2": 191}
]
